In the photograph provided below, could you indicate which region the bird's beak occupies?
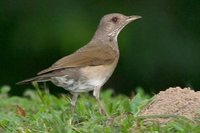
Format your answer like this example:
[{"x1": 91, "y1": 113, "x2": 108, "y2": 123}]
[{"x1": 126, "y1": 15, "x2": 142, "y2": 22}]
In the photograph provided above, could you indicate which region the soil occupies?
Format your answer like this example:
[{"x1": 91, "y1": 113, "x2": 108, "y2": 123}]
[{"x1": 140, "y1": 87, "x2": 200, "y2": 123}]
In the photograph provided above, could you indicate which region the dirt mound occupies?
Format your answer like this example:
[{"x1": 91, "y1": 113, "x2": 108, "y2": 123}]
[{"x1": 140, "y1": 87, "x2": 200, "y2": 123}]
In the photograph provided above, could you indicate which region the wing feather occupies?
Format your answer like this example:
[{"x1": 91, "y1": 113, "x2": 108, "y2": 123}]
[{"x1": 37, "y1": 43, "x2": 118, "y2": 75}]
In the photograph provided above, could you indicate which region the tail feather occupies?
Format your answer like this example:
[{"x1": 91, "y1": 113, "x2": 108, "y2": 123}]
[{"x1": 17, "y1": 75, "x2": 51, "y2": 85}]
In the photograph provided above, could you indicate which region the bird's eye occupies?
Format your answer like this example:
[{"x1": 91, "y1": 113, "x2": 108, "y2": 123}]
[{"x1": 111, "y1": 17, "x2": 118, "y2": 23}]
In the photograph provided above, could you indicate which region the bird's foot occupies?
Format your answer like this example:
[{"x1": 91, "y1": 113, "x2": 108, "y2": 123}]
[{"x1": 97, "y1": 99, "x2": 109, "y2": 116}]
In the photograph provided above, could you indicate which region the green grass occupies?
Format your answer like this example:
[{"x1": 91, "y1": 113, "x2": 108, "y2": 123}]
[{"x1": 0, "y1": 85, "x2": 200, "y2": 133}]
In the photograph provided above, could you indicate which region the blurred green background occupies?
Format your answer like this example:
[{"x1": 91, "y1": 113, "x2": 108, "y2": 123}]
[{"x1": 1, "y1": 0, "x2": 200, "y2": 95}]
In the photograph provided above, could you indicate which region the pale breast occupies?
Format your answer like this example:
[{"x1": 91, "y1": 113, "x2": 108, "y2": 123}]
[{"x1": 80, "y1": 60, "x2": 118, "y2": 87}]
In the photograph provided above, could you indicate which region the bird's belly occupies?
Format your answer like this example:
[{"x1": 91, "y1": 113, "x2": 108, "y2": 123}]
[
  {"x1": 51, "y1": 76, "x2": 97, "y2": 92},
  {"x1": 50, "y1": 63, "x2": 117, "y2": 93}
]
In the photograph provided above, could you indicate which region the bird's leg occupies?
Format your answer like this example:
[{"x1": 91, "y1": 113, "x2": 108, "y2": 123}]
[
  {"x1": 93, "y1": 87, "x2": 108, "y2": 116},
  {"x1": 70, "y1": 92, "x2": 79, "y2": 114}
]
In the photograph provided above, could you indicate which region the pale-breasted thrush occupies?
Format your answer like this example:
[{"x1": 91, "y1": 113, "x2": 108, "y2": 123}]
[{"x1": 17, "y1": 13, "x2": 141, "y2": 114}]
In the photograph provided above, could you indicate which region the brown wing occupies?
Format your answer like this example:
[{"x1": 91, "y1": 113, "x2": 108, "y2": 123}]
[{"x1": 37, "y1": 43, "x2": 118, "y2": 75}]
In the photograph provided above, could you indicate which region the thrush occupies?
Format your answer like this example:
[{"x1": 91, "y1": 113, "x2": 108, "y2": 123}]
[{"x1": 17, "y1": 13, "x2": 141, "y2": 114}]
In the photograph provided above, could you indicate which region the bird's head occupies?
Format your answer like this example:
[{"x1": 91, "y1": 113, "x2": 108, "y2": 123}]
[{"x1": 94, "y1": 13, "x2": 141, "y2": 41}]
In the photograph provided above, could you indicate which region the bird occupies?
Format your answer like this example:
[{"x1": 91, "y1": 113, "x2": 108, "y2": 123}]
[{"x1": 17, "y1": 13, "x2": 141, "y2": 114}]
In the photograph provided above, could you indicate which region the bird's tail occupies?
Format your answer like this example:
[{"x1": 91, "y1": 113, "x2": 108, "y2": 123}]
[{"x1": 17, "y1": 74, "x2": 51, "y2": 85}]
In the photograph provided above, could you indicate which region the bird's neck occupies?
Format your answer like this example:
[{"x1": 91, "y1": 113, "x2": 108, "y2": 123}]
[
  {"x1": 90, "y1": 32, "x2": 119, "y2": 58},
  {"x1": 92, "y1": 29, "x2": 119, "y2": 47}
]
